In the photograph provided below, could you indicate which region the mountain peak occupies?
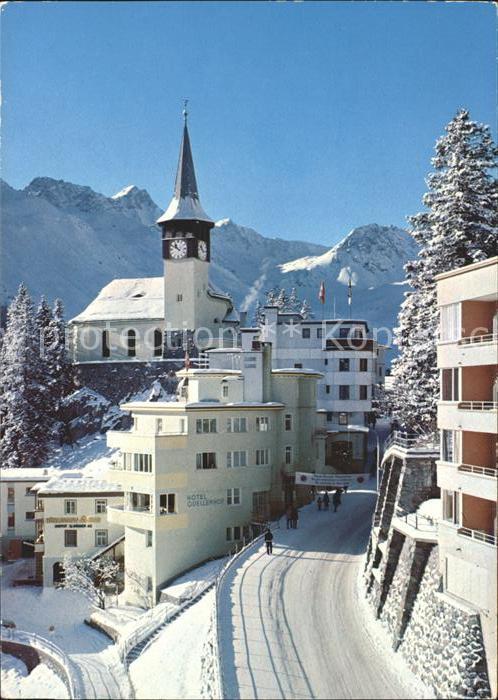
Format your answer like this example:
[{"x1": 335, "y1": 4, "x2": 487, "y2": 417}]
[{"x1": 112, "y1": 185, "x2": 138, "y2": 199}]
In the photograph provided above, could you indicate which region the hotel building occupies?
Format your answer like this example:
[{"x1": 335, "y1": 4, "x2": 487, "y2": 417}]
[
  {"x1": 241, "y1": 308, "x2": 385, "y2": 471},
  {"x1": 106, "y1": 343, "x2": 325, "y2": 604},
  {"x1": 436, "y1": 255, "x2": 497, "y2": 689}
]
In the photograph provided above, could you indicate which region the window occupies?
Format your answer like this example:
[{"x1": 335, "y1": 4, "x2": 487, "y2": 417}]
[
  {"x1": 339, "y1": 327, "x2": 349, "y2": 339},
  {"x1": 25, "y1": 512, "x2": 35, "y2": 521},
  {"x1": 196, "y1": 452, "x2": 217, "y2": 470},
  {"x1": 339, "y1": 358, "x2": 350, "y2": 372},
  {"x1": 126, "y1": 329, "x2": 137, "y2": 358},
  {"x1": 353, "y1": 328, "x2": 364, "y2": 339},
  {"x1": 441, "y1": 430, "x2": 456, "y2": 463},
  {"x1": 359, "y1": 385, "x2": 368, "y2": 400},
  {"x1": 65, "y1": 530, "x2": 77, "y2": 547},
  {"x1": 324, "y1": 359, "x2": 328, "y2": 366},
  {"x1": 294, "y1": 363, "x2": 303, "y2": 369},
  {"x1": 317, "y1": 328, "x2": 323, "y2": 339},
  {"x1": 227, "y1": 451, "x2": 247, "y2": 468},
  {"x1": 196, "y1": 418, "x2": 217, "y2": 434},
  {"x1": 153, "y1": 329, "x2": 163, "y2": 357},
  {"x1": 102, "y1": 330, "x2": 110, "y2": 358},
  {"x1": 7, "y1": 487, "x2": 14, "y2": 504},
  {"x1": 443, "y1": 490, "x2": 460, "y2": 524},
  {"x1": 159, "y1": 493, "x2": 176, "y2": 514},
  {"x1": 129, "y1": 492, "x2": 151, "y2": 512},
  {"x1": 440, "y1": 303, "x2": 461, "y2": 342},
  {"x1": 285, "y1": 446, "x2": 293, "y2": 465},
  {"x1": 177, "y1": 294, "x2": 183, "y2": 302},
  {"x1": 7, "y1": 513, "x2": 15, "y2": 529},
  {"x1": 339, "y1": 412, "x2": 348, "y2": 425},
  {"x1": 226, "y1": 527, "x2": 232, "y2": 542},
  {"x1": 339, "y1": 385, "x2": 350, "y2": 400},
  {"x1": 441, "y1": 368, "x2": 459, "y2": 401},
  {"x1": 227, "y1": 488, "x2": 241, "y2": 505},
  {"x1": 133, "y1": 453, "x2": 152, "y2": 473},
  {"x1": 285, "y1": 414, "x2": 292, "y2": 431},
  {"x1": 25, "y1": 487, "x2": 33, "y2": 496},
  {"x1": 146, "y1": 530, "x2": 153, "y2": 547},
  {"x1": 222, "y1": 385, "x2": 229, "y2": 398},
  {"x1": 302, "y1": 328, "x2": 310, "y2": 339},
  {"x1": 256, "y1": 449, "x2": 270, "y2": 466},
  {"x1": 95, "y1": 499, "x2": 107, "y2": 514},
  {"x1": 244, "y1": 355, "x2": 257, "y2": 369},
  {"x1": 326, "y1": 412, "x2": 333, "y2": 422},
  {"x1": 156, "y1": 418, "x2": 163, "y2": 434},
  {"x1": 227, "y1": 417, "x2": 247, "y2": 433},
  {"x1": 360, "y1": 358, "x2": 368, "y2": 372},
  {"x1": 325, "y1": 385, "x2": 331, "y2": 394},
  {"x1": 256, "y1": 416, "x2": 269, "y2": 432},
  {"x1": 233, "y1": 526, "x2": 241, "y2": 540},
  {"x1": 95, "y1": 530, "x2": 108, "y2": 547},
  {"x1": 64, "y1": 499, "x2": 77, "y2": 515}
]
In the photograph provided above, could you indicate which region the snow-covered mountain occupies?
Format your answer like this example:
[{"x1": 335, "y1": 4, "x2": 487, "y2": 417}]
[{"x1": 1, "y1": 177, "x2": 417, "y2": 349}]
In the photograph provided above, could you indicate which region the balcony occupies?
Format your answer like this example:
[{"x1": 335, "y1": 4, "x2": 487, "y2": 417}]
[
  {"x1": 438, "y1": 401, "x2": 498, "y2": 433},
  {"x1": 438, "y1": 332, "x2": 498, "y2": 367},
  {"x1": 438, "y1": 461, "x2": 497, "y2": 500},
  {"x1": 458, "y1": 527, "x2": 496, "y2": 547},
  {"x1": 459, "y1": 463, "x2": 498, "y2": 478},
  {"x1": 383, "y1": 430, "x2": 439, "y2": 455},
  {"x1": 107, "y1": 504, "x2": 188, "y2": 531}
]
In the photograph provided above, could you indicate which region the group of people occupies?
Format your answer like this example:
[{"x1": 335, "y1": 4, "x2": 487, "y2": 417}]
[
  {"x1": 285, "y1": 505, "x2": 299, "y2": 530},
  {"x1": 316, "y1": 488, "x2": 343, "y2": 512}
]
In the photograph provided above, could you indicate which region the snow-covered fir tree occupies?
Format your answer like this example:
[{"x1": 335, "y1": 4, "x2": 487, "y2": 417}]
[
  {"x1": 392, "y1": 109, "x2": 497, "y2": 431},
  {"x1": 0, "y1": 284, "x2": 50, "y2": 467},
  {"x1": 62, "y1": 555, "x2": 120, "y2": 610},
  {"x1": 259, "y1": 286, "x2": 313, "y2": 318},
  {"x1": 46, "y1": 299, "x2": 73, "y2": 409},
  {"x1": 300, "y1": 299, "x2": 313, "y2": 319}
]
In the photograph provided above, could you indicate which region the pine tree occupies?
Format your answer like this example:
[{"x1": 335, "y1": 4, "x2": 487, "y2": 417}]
[
  {"x1": 392, "y1": 109, "x2": 497, "y2": 431},
  {"x1": 48, "y1": 299, "x2": 73, "y2": 408},
  {"x1": 253, "y1": 300, "x2": 264, "y2": 326},
  {"x1": 0, "y1": 284, "x2": 50, "y2": 468}
]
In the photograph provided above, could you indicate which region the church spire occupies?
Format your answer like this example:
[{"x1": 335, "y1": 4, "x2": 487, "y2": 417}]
[{"x1": 157, "y1": 104, "x2": 213, "y2": 225}]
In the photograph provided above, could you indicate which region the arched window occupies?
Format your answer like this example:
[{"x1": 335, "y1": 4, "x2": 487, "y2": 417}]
[
  {"x1": 153, "y1": 329, "x2": 163, "y2": 357},
  {"x1": 102, "y1": 330, "x2": 110, "y2": 358},
  {"x1": 126, "y1": 329, "x2": 137, "y2": 358}
]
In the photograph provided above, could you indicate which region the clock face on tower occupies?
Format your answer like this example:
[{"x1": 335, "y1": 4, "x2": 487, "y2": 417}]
[
  {"x1": 198, "y1": 240, "x2": 208, "y2": 261},
  {"x1": 169, "y1": 239, "x2": 188, "y2": 259}
]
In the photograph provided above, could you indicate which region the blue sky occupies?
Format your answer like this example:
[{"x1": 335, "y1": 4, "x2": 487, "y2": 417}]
[{"x1": 2, "y1": 1, "x2": 495, "y2": 246}]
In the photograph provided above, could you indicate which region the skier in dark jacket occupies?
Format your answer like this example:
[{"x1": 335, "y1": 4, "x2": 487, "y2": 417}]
[
  {"x1": 332, "y1": 489, "x2": 342, "y2": 512},
  {"x1": 317, "y1": 496, "x2": 323, "y2": 511},
  {"x1": 291, "y1": 506, "x2": 299, "y2": 529},
  {"x1": 264, "y1": 528, "x2": 274, "y2": 554},
  {"x1": 323, "y1": 491, "x2": 330, "y2": 510}
]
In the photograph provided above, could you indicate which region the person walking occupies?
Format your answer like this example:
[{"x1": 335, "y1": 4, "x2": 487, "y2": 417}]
[
  {"x1": 323, "y1": 491, "x2": 330, "y2": 511},
  {"x1": 264, "y1": 528, "x2": 273, "y2": 555},
  {"x1": 332, "y1": 489, "x2": 342, "y2": 513},
  {"x1": 317, "y1": 495, "x2": 323, "y2": 511},
  {"x1": 285, "y1": 504, "x2": 293, "y2": 530},
  {"x1": 291, "y1": 506, "x2": 299, "y2": 529}
]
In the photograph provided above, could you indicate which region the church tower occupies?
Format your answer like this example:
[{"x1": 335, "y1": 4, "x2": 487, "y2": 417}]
[{"x1": 157, "y1": 106, "x2": 230, "y2": 332}]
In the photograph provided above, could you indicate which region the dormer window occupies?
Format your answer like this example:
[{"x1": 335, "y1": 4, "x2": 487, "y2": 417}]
[{"x1": 131, "y1": 292, "x2": 145, "y2": 299}]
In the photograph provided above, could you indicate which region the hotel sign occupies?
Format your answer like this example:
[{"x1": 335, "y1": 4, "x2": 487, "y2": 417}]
[
  {"x1": 187, "y1": 493, "x2": 225, "y2": 508},
  {"x1": 45, "y1": 516, "x2": 102, "y2": 524}
]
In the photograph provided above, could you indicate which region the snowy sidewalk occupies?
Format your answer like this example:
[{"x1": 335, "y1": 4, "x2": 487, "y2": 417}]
[{"x1": 217, "y1": 484, "x2": 421, "y2": 700}]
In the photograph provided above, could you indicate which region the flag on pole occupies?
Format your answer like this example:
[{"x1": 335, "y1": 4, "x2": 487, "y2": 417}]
[
  {"x1": 318, "y1": 281, "x2": 326, "y2": 305},
  {"x1": 348, "y1": 276, "x2": 352, "y2": 306},
  {"x1": 184, "y1": 350, "x2": 190, "y2": 371}
]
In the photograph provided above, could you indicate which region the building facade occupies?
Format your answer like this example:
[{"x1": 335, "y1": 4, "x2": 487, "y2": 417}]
[
  {"x1": 32, "y1": 473, "x2": 124, "y2": 586},
  {"x1": 0, "y1": 468, "x2": 53, "y2": 560},
  {"x1": 241, "y1": 307, "x2": 385, "y2": 471},
  {"x1": 436, "y1": 255, "x2": 497, "y2": 690},
  {"x1": 70, "y1": 111, "x2": 238, "y2": 364},
  {"x1": 106, "y1": 343, "x2": 325, "y2": 604}
]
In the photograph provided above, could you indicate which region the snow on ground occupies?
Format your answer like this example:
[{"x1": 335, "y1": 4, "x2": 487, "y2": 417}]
[
  {"x1": 1, "y1": 652, "x2": 69, "y2": 699},
  {"x1": 129, "y1": 589, "x2": 215, "y2": 700},
  {"x1": 218, "y1": 482, "x2": 431, "y2": 700},
  {"x1": 43, "y1": 434, "x2": 117, "y2": 478},
  {"x1": 1, "y1": 560, "x2": 132, "y2": 699},
  {"x1": 160, "y1": 557, "x2": 226, "y2": 602}
]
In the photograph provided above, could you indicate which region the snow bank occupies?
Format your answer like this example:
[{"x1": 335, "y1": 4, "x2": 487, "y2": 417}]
[{"x1": 0, "y1": 653, "x2": 69, "y2": 699}]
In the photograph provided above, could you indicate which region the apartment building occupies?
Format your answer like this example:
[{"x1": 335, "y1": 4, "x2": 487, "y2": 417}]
[
  {"x1": 106, "y1": 342, "x2": 325, "y2": 604},
  {"x1": 436, "y1": 255, "x2": 497, "y2": 687},
  {"x1": 241, "y1": 307, "x2": 385, "y2": 471},
  {"x1": 0, "y1": 468, "x2": 53, "y2": 560},
  {"x1": 32, "y1": 472, "x2": 124, "y2": 586}
]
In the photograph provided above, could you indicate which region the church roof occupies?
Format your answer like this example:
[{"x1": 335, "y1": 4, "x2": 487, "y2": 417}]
[
  {"x1": 71, "y1": 277, "x2": 164, "y2": 322},
  {"x1": 157, "y1": 114, "x2": 214, "y2": 225}
]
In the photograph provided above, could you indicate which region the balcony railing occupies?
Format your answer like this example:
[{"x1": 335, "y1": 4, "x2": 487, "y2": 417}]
[
  {"x1": 458, "y1": 401, "x2": 498, "y2": 411},
  {"x1": 458, "y1": 527, "x2": 497, "y2": 547},
  {"x1": 396, "y1": 509, "x2": 438, "y2": 532},
  {"x1": 458, "y1": 463, "x2": 498, "y2": 478},
  {"x1": 458, "y1": 332, "x2": 498, "y2": 345},
  {"x1": 384, "y1": 430, "x2": 439, "y2": 451}
]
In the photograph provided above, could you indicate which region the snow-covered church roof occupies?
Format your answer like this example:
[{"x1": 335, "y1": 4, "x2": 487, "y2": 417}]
[
  {"x1": 71, "y1": 277, "x2": 164, "y2": 322},
  {"x1": 157, "y1": 113, "x2": 214, "y2": 225}
]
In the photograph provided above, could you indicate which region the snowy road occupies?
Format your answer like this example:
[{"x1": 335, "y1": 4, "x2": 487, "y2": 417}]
[{"x1": 218, "y1": 484, "x2": 417, "y2": 700}]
